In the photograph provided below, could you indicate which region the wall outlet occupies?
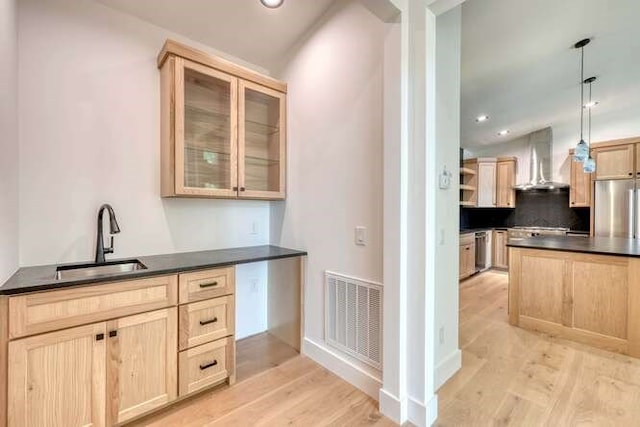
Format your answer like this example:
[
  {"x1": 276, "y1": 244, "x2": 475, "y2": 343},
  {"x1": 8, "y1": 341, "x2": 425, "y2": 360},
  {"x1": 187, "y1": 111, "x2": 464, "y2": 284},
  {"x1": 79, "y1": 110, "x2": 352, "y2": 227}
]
[
  {"x1": 439, "y1": 326, "x2": 445, "y2": 344},
  {"x1": 355, "y1": 226, "x2": 366, "y2": 246},
  {"x1": 250, "y1": 221, "x2": 259, "y2": 235}
]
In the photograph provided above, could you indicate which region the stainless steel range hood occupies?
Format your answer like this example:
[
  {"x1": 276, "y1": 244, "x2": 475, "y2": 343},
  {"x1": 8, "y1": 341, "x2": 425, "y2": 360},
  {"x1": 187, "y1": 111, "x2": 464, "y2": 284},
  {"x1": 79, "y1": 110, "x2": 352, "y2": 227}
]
[{"x1": 514, "y1": 127, "x2": 569, "y2": 191}]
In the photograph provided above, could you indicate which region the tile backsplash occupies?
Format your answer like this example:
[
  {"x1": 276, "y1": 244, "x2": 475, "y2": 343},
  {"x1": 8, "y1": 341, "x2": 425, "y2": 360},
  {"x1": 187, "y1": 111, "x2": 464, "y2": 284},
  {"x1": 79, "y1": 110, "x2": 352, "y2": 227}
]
[{"x1": 460, "y1": 188, "x2": 590, "y2": 231}]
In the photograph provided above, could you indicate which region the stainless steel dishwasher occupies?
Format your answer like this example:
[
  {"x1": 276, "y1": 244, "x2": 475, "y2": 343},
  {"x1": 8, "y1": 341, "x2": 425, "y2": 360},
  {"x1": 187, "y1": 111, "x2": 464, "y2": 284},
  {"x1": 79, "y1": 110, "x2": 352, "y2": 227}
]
[{"x1": 475, "y1": 231, "x2": 489, "y2": 272}]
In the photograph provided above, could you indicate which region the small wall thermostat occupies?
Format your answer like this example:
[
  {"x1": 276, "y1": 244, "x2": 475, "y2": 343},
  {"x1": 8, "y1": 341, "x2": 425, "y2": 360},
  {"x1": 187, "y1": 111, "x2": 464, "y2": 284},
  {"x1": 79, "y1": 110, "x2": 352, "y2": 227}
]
[{"x1": 439, "y1": 166, "x2": 452, "y2": 190}]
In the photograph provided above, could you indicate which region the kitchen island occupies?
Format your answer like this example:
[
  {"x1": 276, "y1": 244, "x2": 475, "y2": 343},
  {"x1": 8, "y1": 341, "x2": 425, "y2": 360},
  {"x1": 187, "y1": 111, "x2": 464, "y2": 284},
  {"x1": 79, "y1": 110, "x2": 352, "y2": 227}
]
[{"x1": 508, "y1": 236, "x2": 640, "y2": 357}]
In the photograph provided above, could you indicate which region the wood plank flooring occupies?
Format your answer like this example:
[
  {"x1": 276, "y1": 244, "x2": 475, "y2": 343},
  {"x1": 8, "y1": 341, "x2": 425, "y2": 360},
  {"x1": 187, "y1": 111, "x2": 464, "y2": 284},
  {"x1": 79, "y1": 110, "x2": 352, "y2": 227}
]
[
  {"x1": 129, "y1": 333, "x2": 393, "y2": 426},
  {"x1": 437, "y1": 271, "x2": 640, "y2": 426}
]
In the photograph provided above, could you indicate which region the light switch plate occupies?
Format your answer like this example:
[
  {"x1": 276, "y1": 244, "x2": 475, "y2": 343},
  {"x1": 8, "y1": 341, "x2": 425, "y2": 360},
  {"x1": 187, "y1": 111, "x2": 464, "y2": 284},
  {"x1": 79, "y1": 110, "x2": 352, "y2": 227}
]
[
  {"x1": 355, "y1": 226, "x2": 366, "y2": 246},
  {"x1": 439, "y1": 167, "x2": 452, "y2": 189}
]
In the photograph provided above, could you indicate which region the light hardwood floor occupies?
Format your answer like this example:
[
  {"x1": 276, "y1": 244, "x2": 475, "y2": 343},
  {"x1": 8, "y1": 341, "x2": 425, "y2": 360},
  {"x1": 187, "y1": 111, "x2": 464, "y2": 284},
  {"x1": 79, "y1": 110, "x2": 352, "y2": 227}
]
[
  {"x1": 129, "y1": 333, "x2": 393, "y2": 426},
  {"x1": 437, "y1": 271, "x2": 640, "y2": 426}
]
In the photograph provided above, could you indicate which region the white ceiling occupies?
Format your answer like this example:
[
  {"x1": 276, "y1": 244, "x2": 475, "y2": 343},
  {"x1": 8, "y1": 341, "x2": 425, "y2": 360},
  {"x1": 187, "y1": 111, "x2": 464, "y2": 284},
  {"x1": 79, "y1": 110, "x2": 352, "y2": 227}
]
[
  {"x1": 95, "y1": 0, "x2": 336, "y2": 72},
  {"x1": 461, "y1": 0, "x2": 640, "y2": 147}
]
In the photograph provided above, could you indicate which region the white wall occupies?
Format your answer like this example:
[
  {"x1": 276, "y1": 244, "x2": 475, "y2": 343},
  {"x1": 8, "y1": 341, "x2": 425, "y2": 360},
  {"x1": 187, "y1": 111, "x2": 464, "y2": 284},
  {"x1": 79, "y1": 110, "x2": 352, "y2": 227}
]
[
  {"x1": 0, "y1": 0, "x2": 19, "y2": 284},
  {"x1": 18, "y1": 0, "x2": 271, "y2": 267},
  {"x1": 434, "y1": 5, "x2": 461, "y2": 389},
  {"x1": 466, "y1": 111, "x2": 640, "y2": 185},
  {"x1": 271, "y1": 0, "x2": 384, "y2": 379}
]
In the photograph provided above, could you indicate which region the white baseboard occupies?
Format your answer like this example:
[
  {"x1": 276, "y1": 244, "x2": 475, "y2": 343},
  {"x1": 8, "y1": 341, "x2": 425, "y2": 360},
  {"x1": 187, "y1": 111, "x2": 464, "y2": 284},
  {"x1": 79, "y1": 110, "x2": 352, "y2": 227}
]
[
  {"x1": 302, "y1": 337, "x2": 382, "y2": 400},
  {"x1": 379, "y1": 388, "x2": 406, "y2": 424},
  {"x1": 408, "y1": 395, "x2": 438, "y2": 427},
  {"x1": 435, "y1": 349, "x2": 462, "y2": 390}
]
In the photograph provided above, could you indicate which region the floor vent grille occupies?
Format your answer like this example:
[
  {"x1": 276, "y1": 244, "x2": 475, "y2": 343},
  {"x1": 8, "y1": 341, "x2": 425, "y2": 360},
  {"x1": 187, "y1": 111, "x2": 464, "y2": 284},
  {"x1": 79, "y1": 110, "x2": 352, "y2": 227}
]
[{"x1": 325, "y1": 271, "x2": 382, "y2": 369}]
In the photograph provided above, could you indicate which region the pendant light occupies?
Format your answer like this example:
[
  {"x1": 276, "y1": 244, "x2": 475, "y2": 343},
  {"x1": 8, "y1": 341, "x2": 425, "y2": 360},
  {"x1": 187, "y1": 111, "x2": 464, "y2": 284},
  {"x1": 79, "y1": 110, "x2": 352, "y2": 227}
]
[
  {"x1": 583, "y1": 76, "x2": 597, "y2": 173},
  {"x1": 573, "y1": 38, "x2": 591, "y2": 162}
]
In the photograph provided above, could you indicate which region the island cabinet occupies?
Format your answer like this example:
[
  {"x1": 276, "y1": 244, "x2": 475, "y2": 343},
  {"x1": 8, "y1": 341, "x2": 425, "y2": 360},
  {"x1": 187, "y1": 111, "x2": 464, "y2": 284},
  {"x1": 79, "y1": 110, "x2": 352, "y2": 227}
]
[
  {"x1": 509, "y1": 247, "x2": 640, "y2": 358},
  {"x1": 2, "y1": 270, "x2": 236, "y2": 427},
  {"x1": 158, "y1": 39, "x2": 286, "y2": 200}
]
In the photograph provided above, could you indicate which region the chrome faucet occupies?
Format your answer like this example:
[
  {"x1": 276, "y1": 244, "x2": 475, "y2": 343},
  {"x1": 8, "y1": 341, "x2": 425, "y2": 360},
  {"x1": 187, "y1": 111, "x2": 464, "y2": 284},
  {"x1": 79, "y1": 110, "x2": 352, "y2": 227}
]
[{"x1": 95, "y1": 204, "x2": 121, "y2": 264}]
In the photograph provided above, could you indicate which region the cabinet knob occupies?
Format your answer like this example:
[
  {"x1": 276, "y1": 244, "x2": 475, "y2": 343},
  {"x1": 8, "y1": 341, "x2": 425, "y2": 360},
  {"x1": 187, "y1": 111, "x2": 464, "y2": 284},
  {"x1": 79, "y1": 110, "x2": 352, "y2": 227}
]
[
  {"x1": 240, "y1": 187, "x2": 246, "y2": 192},
  {"x1": 109, "y1": 330, "x2": 118, "y2": 338},
  {"x1": 233, "y1": 186, "x2": 238, "y2": 191},
  {"x1": 96, "y1": 333, "x2": 104, "y2": 341},
  {"x1": 629, "y1": 173, "x2": 633, "y2": 176}
]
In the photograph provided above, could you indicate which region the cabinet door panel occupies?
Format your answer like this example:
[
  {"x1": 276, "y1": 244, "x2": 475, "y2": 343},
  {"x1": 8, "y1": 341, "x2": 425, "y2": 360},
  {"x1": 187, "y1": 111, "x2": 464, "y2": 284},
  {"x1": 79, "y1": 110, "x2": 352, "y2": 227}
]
[
  {"x1": 175, "y1": 58, "x2": 238, "y2": 197},
  {"x1": 477, "y1": 162, "x2": 497, "y2": 207},
  {"x1": 496, "y1": 160, "x2": 516, "y2": 208},
  {"x1": 107, "y1": 308, "x2": 177, "y2": 424},
  {"x1": 573, "y1": 261, "x2": 628, "y2": 339},
  {"x1": 570, "y1": 150, "x2": 592, "y2": 207},
  {"x1": 239, "y1": 81, "x2": 286, "y2": 199},
  {"x1": 594, "y1": 144, "x2": 635, "y2": 180},
  {"x1": 8, "y1": 323, "x2": 106, "y2": 427}
]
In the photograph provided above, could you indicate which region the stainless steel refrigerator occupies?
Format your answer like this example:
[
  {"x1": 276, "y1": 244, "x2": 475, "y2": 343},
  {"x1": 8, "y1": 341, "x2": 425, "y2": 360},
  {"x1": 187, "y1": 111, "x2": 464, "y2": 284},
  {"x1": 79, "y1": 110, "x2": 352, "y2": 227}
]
[{"x1": 594, "y1": 180, "x2": 640, "y2": 237}]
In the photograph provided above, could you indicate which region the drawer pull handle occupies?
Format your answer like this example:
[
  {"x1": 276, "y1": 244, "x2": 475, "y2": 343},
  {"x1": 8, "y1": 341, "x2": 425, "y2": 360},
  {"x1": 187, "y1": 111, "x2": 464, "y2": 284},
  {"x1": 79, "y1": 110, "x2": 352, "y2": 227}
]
[
  {"x1": 200, "y1": 360, "x2": 218, "y2": 370},
  {"x1": 96, "y1": 333, "x2": 104, "y2": 341},
  {"x1": 199, "y1": 317, "x2": 218, "y2": 326},
  {"x1": 199, "y1": 281, "x2": 218, "y2": 289},
  {"x1": 109, "y1": 330, "x2": 118, "y2": 338}
]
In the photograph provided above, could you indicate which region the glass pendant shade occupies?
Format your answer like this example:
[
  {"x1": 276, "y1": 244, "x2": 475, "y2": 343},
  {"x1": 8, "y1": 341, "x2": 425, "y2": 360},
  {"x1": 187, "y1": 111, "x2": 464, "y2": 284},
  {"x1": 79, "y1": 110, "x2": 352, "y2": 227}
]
[
  {"x1": 574, "y1": 139, "x2": 589, "y2": 162},
  {"x1": 583, "y1": 155, "x2": 596, "y2": 173}
]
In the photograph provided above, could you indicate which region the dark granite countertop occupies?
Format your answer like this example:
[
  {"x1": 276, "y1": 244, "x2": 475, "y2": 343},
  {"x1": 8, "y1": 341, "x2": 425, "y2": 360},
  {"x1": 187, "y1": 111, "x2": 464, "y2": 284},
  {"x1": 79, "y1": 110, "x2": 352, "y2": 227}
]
[
  {"x1": 507, "y1": 236, "x2": 640, "y2": 257},
  {"x1": 0, "y1": 245, "x2": 307, "y2": 295}
]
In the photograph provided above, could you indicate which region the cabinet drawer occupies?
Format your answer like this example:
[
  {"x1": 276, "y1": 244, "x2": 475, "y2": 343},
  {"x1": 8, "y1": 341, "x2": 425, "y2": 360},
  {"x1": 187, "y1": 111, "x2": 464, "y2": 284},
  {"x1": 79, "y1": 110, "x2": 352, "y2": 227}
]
[
  {"x1": 179, "y1": 337, "x2": 235, "y2": 396},
  {"x1": 9, "y1": 275, "x2": 178, "y2": 339},
  {"x1": 179, "y1": 295, "x2": 234, "y2": 350},
  {"x1": 178, "y1": 267, "x2": 235, "y2": 303}
]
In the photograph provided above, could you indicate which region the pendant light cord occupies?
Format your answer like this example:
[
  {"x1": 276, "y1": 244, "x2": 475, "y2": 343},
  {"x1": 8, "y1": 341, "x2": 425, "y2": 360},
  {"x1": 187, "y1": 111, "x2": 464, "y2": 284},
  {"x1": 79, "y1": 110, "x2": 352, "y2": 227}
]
[
  {"x1": 580, "y1": 46, "x2": 585, "y2": 140},
  {"x1": 587, "y1": 80, "x2": 593, "y2": 150}
]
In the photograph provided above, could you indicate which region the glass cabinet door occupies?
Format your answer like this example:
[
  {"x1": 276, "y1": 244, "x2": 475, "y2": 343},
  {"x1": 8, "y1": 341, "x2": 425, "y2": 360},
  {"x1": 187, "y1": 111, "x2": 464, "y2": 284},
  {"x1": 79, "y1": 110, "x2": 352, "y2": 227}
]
[
  {"x1": 175, "y1": 58, "x2": 237, "y2": 197},
  {"x1": 238, "y1": 81, "x2": 286, "y2": 199}
]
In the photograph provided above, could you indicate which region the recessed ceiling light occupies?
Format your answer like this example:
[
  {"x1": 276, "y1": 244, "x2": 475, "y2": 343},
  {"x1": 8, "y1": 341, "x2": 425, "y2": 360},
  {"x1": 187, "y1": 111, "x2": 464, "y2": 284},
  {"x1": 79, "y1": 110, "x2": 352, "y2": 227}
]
[
  {"x1": 475, "y1": 115, "x2": 489, "y2": 123},
  {"x1": 498, "y1": 130, "x2": 510, "y2": 136},
  {"x1": 260, "y1": 0, "x2": 284, "y2": 8},
  {"x1": 584, "y1": 101, "x2": 599, "y2": 108}
]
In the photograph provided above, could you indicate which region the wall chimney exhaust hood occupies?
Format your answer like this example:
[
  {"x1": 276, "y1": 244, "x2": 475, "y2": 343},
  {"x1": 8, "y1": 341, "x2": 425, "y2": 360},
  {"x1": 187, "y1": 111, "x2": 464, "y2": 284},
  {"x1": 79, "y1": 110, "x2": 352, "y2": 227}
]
[{"x1": 514, "y1": 127, "x2": 569, "y2": 191}]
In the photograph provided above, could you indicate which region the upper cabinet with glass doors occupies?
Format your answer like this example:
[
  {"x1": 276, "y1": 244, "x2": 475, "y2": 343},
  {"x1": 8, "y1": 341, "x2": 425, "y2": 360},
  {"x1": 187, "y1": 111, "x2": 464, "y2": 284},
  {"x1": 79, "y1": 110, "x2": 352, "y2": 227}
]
[{"x1": 158, "y1": 40, "x2": 286, "y2": 200}]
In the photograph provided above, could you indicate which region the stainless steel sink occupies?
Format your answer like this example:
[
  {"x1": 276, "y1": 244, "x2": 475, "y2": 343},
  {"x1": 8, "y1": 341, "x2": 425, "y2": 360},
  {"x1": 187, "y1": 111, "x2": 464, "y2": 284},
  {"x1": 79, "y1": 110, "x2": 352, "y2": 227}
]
[{"x1": 55, "y1": 259, "x2": 147, "y2": 280}]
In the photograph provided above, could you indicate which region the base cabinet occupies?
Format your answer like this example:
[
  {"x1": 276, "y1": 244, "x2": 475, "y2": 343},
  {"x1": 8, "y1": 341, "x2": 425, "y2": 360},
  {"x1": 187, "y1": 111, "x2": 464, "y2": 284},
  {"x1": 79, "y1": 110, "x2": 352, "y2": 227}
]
[
  {"x1": 4, "y1": 272, "x2": 235, "y2": 427},
  {"x1": 459, "y1": 234, "x2": 476, "y2": 280},
  {"x1": 106, "y1": 308, "x2": 177, "y2": 425},
  {"x1": 8, "y1": 323, "x2": 107, "y2": 427},
  {"x1": 493, "y1": 230, "x2": 509, "y2": 269}
]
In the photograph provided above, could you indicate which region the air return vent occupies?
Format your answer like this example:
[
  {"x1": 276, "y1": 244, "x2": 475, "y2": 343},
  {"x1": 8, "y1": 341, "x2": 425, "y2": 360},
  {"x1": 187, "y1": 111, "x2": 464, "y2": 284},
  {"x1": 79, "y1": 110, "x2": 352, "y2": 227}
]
[{"x1": 325, "y1": 271, "x2": 382, "y2": 369}]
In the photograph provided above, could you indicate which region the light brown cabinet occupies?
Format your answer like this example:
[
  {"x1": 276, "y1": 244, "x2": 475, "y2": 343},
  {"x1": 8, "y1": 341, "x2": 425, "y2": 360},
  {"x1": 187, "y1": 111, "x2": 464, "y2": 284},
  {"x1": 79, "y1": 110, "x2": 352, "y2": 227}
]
[
  {"x1": 460, "y1": 161, "x2": 478, "y2": 207},
  {"x1": 106, "y1": 308, "x2": 177, "y2": 425},
  {"x1": 493, "y1": 230, "x2": 509, "y2": 269},
  {"x1": 569, "y1": 148, "x2": 592, "y2": 207},
  {"x1": 159, "y1": 39, "x2": 286, "y2": 200},
  {"x1": 509, "y1": 248, "x2": 640, "y2": 358},
  {"x1": 594, "y1": 144, "x2": 635, "y2": 180},
  {"x1": 461, "y1": 157, "x2": 516, "y2": 208},
  {"x1": 5, "y1": 271, "x2": 236, "y2": 427},
  {"x1": 8, "y1": 323, "x2": 107, "y2": 427},
  {"x1": 496, "y1": 158, "x2": 516, "y2": 208},
  {"x1": 459, "y1": 234, "x2": 476, "y2": 280}
]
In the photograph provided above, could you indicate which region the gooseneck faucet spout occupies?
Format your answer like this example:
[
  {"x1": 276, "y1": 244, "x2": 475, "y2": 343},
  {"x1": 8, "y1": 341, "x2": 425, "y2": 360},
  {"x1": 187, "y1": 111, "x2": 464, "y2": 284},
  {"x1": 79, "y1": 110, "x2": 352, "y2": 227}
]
[{"x1": 95, "y1": 204, "x2": 120, "y2": 264}]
